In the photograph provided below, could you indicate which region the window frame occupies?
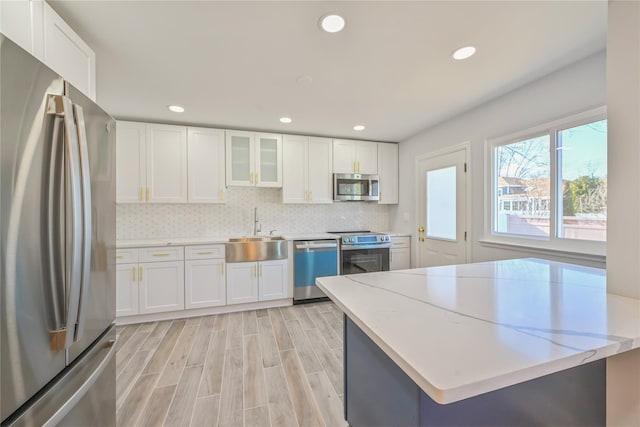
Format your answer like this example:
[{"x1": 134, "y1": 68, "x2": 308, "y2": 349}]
[{"x1": 484, "y1": 106, "x2": 607, "y2": 257}]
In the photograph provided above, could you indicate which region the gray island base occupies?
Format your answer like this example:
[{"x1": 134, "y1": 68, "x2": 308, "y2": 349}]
[{"x1": 344, "y1": 316, "x2": 605, "y2": 427}]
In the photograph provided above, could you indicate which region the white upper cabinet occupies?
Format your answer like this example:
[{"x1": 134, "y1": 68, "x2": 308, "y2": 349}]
[
  {"x1": 378, "y1": 143, "x2": 399, "y2": 204},
  {"x1": 116, "y1": 121, "x2": 188, "y2": 204},
  {"x1": 282, "y1": 135, "x2": 333, "y2": 204},
  {"x1": 333, "y1": 139, "x2": 378, "y2": 174},
  {"x1": 116, "y1": 122, "x2": 146, "y2": 203},
  {"x1": 1, "y1": 1, "x2": 94, "y2": 99},
  {"x1": 307, "y1": 137, "x2": 334, "y2": 203},
  {"x1": 146, "y1": 124, "x2": 188, "y2": 203},
  {"x1": 256, "y1": 133, "x2": 282, "y2": 187},
  {"x1": 43, "y1": 2, "x2": 95, "y2": 100},
  {"x1": 226, "y1": 131, "x2": 282, "y2": 187},
  {"x1": 1, "y1": 0, "x2": 43, "y2": 59},
  {"x1": 187, "y1": 127, "x2": 225, "y2": 203}
]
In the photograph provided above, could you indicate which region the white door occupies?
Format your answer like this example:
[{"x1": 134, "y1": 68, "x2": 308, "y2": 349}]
[
  {"x1": 258, "y1": 260, "x2": 288, "y2": 301},
  {"x1": 146, "y1": 124, "x2": 188, "y2": 203},
  {"x1": 138, "y1": 261, "x2": 185, "y2": 314},
  {"x1": 255, "y1": 133, "x2": 282, "y2": 187},
  {"x1": 282, "y1": 135, "x2": 308, "y2": 203},
  {"x1": 307, "y1": 137, "x2": 334, "y2": 204},
  {"x1": 185, "y1": 259, "x2": 226, "y2": 309},
  {"x1": 115, "y1": 264, "x2": 139, "y2": 317},
  {"x1": 356, "y1": 141, "x2": 378, "y2": 174},
  {"x1": 116, "y1": 122, "x2": 146, "y2": 203},
  {"x1": 187, "y1": 127, "x2": 225, "y2": 203},
  {"x1": 417, "y1": 148, "x2": 468, "y2": 267},
  {"x1": 226, "y1": 262, "x2": 259, "y2": 305}
]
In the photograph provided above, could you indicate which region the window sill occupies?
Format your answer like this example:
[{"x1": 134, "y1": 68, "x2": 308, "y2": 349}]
[{"x1": 479, "y1": 238, "x2": 606, "y2": 264}]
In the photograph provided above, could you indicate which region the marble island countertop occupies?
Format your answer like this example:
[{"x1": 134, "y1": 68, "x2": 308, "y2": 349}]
[{"x1": 316, "y1": 258, "x2": 640, "y2": 404}]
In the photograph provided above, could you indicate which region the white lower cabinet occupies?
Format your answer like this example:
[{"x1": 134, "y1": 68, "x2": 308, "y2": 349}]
[
  {"x1": 116, "y1": 247, "x2": 185, "y2": 317},
  {"x1": 227, "y1": 259, "x2": 288, "y2": 305},
  {"x1": 185, "y1": 245, "x2": 226, "y2": 309},
  {"x1": 258, "y1": 259, "x2": 288, "y2": 301},
  {"x1": 116, "y1": 263, "x2": 139, "y2": 317},
  {"x1": 139, "y1": 261, "x2": 185, "y2": 314},
  {"x1": 226, "y1": 262, "x2": 259, "y2": 305},
  {"x1": 390, "y1": 236, "x2": 411, "y2": 270}
]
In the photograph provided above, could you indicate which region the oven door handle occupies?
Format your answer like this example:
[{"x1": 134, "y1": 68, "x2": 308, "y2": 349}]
[{"x1": 341, "y1": 244, "x2": 392, "y2": 250}]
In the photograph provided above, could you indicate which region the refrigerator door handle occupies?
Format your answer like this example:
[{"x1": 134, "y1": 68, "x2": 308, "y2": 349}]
[
  {"x1": 41, "y1": 338, "x2": 115, "y2": 427},
  {"x1": 46, "y1": 94, "x2": 83, "y2": 351},
  {"x1": 72, "y1": 104, "x2": 92, "y2": 342},
  {"x1": 46, "y1": 115, "x2": 66, "y2": 332}
]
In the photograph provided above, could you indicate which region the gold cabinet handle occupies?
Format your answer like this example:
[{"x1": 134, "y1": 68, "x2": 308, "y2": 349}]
[
  {"x1": 197, "y1": 251, "x2": 213, "y2": 255},
  {"x1": 255, "y1": 172, "x2": 259, "y2": 184},
  {"x1": 259, "y1": 264, "x2": 262, "y2": 277},
  {"x1": 304, "y1": 190, "x2": 308, "y2": 201},
  {"x1": 116, "y1": 255, "x2": 124, "y2": 259},
  {"x1": 139, "y1": 266, "x2": 143, "y2": 281},
  {"x1": 132, "y1": 266, "x2": 136, "y2": 281},
  {"x1": 252, "y1": 265, "x2": 256, "y2": 277},
  {"x1": 418, "y1": 226, "x2": 425, "y2": 233},
  {"x1": 152, "y1": 253, "x2": 170, "y2": 257},
  {"x1": 309, "y1": 190, "x2": 313, "y2": 201},
  {"x1": 357, "y1": 161, "x2": 361, "y2": 173},
  {"x1": 139, "y1": 187, "x2": 144, "y2": 201},
  {"x1": 146, "y1": 187, "x2": 150, "y2": 201},
  {"x1": 220, "y1": 189, "x2": 224, "y2": 201}
]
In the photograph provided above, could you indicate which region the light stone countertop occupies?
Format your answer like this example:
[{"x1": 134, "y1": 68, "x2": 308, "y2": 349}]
[
  {"x1": 116, "y1": 233, "x2": 341, "y2": 248},
  {"x1": 316, "y1": 258, "x2": 640, "y2": 404}
]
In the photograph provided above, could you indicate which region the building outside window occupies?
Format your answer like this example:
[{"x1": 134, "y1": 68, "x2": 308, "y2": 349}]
[{"x1": 489, "y1": 108, "x2": 607, "y2": 253}]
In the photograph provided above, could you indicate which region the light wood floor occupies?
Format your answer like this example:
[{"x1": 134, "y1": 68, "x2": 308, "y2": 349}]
[{"x1": 115, "y1": 301, "x2": 347, "y2": 427}]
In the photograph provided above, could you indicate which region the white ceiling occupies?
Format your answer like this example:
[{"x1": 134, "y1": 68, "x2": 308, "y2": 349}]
[{"x1": 50, "y1": 1, "x2": 607, "y2": 142}]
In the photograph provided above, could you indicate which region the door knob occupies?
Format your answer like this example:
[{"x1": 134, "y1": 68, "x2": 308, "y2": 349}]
[{"x1": 418, "y1": 227, "x2": 425, "y2": 233}]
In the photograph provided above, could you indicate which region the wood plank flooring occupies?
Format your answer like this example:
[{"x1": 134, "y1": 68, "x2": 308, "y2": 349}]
[{"x1": 115, "y1": 302, "x2": 347, "y2": 427}]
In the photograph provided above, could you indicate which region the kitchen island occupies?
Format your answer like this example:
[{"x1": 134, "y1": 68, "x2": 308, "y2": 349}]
[{"x1": 316, "y1": 258, "x2": 640, "y2": 426}]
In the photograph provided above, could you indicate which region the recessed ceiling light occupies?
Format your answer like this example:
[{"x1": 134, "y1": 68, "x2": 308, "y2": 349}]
[
  {"x1": 168, "y1": 105, "x2": 185, "y2": 113},
  {"x1": 319, "y1": 14, "x2": 346, "y2": 33},
  {"x1": 353, "y1": 125, "x2": 365, "y2": 131},
  {"x1": 452, "y1": 46, "x2": 477, "y2": 60},
  {"x1": 280, "y1": 117, "x2": 292, "y2": 124}
]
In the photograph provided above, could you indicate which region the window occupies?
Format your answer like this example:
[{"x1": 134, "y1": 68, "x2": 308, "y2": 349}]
[{"x1": 488, "y1": 108, "x2": 607, "y2": 254}]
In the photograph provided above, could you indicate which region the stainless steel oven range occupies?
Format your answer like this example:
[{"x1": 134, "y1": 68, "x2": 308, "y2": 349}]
[{"x1": 329, "y1": 231, "x2": 391, "y2": 275}]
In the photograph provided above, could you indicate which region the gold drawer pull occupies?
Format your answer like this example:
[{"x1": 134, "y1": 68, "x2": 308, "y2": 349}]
[
  {"x1": 132, "y1": 266, "x2": 136, "y2": 281},
  {"x1": 152, "y1": 253, "x2": 171, "y2": 257},
  {"x1": 116, "y1": 255, "x2": 124, "y2": 259},
  {"x1": 197, "y1": 251, "x2": 213, "y2": 255},
  {"x1": 139, "y1": 266, "x2": 143, "y2": 281}
]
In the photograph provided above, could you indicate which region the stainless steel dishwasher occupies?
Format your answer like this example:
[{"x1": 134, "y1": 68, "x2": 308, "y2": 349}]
[{"x1": 293, "y1": 240, "x2": 339, "y2": 302}]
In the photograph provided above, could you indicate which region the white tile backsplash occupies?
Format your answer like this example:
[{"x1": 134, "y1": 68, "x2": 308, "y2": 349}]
[{"x1": 117, "y1": 188, "x2": 389, "y2": 240}]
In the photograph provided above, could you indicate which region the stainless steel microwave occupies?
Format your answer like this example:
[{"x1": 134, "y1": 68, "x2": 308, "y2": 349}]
[{"x1": 333, "y1": 173, "x2": 379, "y2": 201}]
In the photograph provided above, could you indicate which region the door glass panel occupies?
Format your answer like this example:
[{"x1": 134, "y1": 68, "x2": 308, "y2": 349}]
[
  {"x1": 259, "y1": 138, "x2": 278, "y2": 183},
  {"x1": 426, "y1": 166, "x2": 456, "y2": 240},
  {"x1": 231, "y1": 136, "x2": 251, "y2": 181}
]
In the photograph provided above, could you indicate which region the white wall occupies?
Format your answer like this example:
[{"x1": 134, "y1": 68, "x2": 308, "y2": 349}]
[
  {"x1": 391, "y1": 51, "x2": 606, "y2": 268},
  {"x1": 605, "y1": 1, "x2": 640, "y2": 425},
  {"x1": 117, "y1": 188, "x2": 389, "y2": 240}
]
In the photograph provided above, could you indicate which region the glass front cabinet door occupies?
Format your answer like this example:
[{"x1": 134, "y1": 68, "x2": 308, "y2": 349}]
[{"x1": 226, "y1": 131, "x2": 282, "y2": 187}]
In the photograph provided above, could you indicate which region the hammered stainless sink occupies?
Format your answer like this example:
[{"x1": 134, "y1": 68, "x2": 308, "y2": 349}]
[{"x1": 226, "y1": 236, "x2": 288, "y2": 262}]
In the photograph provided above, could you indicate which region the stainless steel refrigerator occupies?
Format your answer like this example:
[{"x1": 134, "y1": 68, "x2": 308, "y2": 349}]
[{"x1": 1, "y1": 36, "x2": 116, "y2": 426}]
